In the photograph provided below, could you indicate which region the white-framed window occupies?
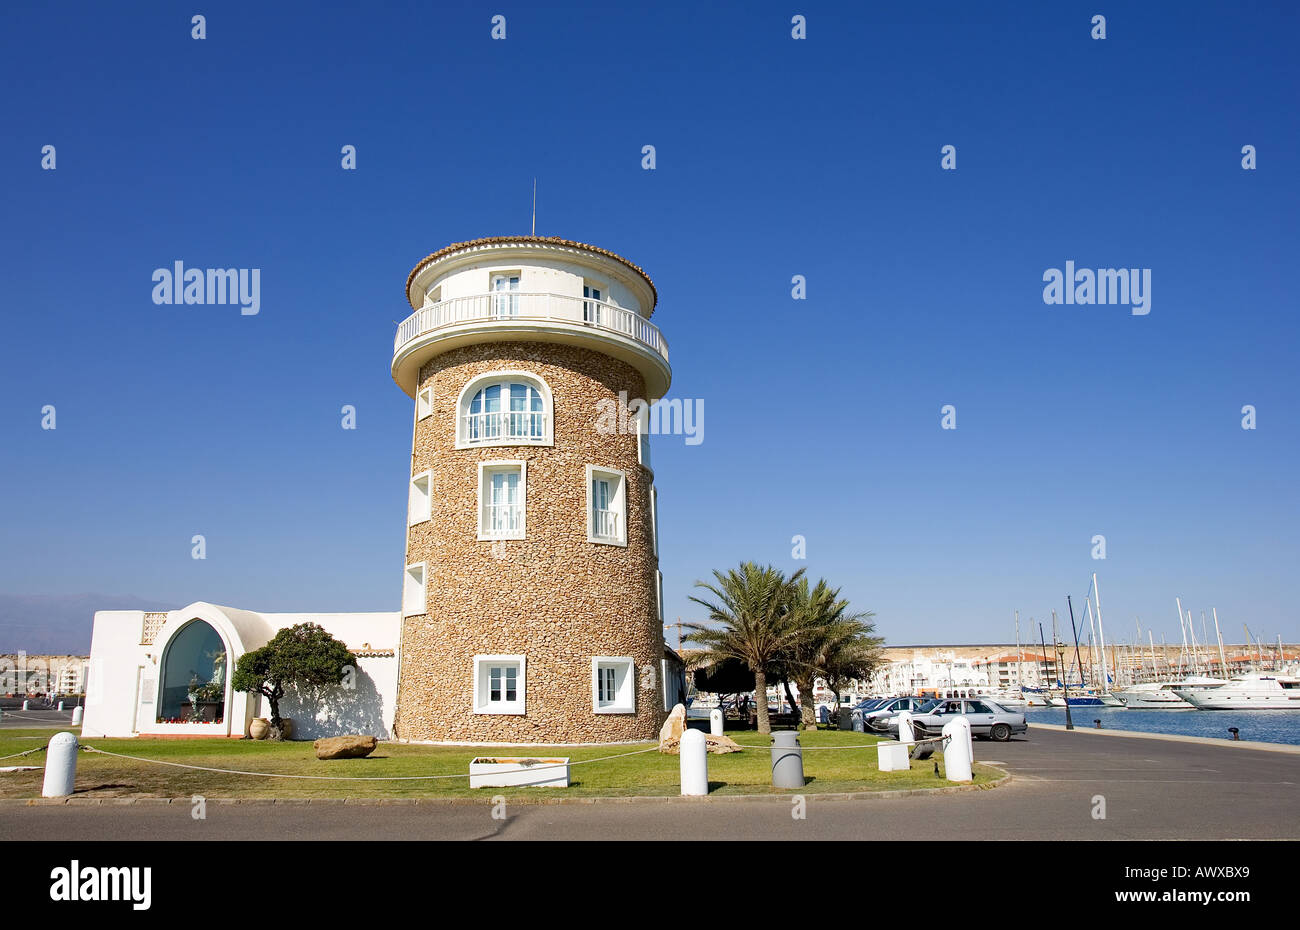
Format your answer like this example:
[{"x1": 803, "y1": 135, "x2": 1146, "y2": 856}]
[
  {"x1": 585, "y1": 465, "x2": 627, "y2": 546},
  {"x1": 583, "y1": 281, "x2": 604, "y2": 324},
  {"x1": 403, "y1": 563, "x2": 427, "y2": 616},
  {"x1": 636, "y1": 419, "x2": 652, "y2": 471},
  {"x1": 473, "y1": 655, "x2": 526, "y2": 714},
  {"x1": 649, "y1": 485, "x2": 659, "y2": 557},
  {"x1": 656, "y1": 570, "x2": 665, "y2": 626},
  {"x1": 456, "y1": 371, "x2": 553, "y2": 448},
  {"x1": 408, "y1": 471, "x2": 432, "y2": 525},
  {"x1": 478, "y1": 460, "x2": 526, "y2": 540},
  {"x1": 416, "y1": 385, "x2": 433, "y2": 420},
  {"x1": 491, "y1": 272, "x2": 520, "y2": 317},
  {"x1": 591, "y1": 656, "x2": 635, "y2": 714}
]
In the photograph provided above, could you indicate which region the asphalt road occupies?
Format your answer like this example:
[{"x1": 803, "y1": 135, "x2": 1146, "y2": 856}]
[
  {"x1": 0, "y1": 707, "x2": 79, "y2": 729},
  {"x1": 4, "y1": 726, "x2": 1298, "y2": 840}
]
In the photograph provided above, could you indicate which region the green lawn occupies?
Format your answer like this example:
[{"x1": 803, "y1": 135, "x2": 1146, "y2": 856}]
[{"x1": 0, "y1": 727, "x2": 1002, "y2": 800}]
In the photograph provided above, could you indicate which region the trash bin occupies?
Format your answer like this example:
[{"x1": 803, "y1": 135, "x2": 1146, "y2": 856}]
[
  {"x1": 851, "y1": 710, "x2": 864, "y2": 733},
  {"x1": 836, "y1": 707, "x2": 852, "y2": 731},
  {"x1": 770, "y1": 731, "x2": 805, "y2": 788}
]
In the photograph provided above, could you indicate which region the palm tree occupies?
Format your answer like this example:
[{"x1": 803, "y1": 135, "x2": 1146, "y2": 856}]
[
  {"x1": 821, "y1": 630, "x2": 883, "y2": 715},
  {"x1": 778, "y1": 578, "x2": 882, "y2": 727},
  {"x1": 684, "y1": 562, "x2": 805, "y2": 735}
]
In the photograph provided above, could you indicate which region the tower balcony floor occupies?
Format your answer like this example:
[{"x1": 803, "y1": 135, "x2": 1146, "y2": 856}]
[{"x1": 392, "y1": 292, "x2": 670, "y2": 398}]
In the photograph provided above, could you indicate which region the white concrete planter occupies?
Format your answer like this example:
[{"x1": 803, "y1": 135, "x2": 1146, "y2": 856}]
[
  {"x1": 468, "y1": 757, "x2": 570, "y2": 788},
  {"x1": 876, "y1": 741, "x2": 911, "y2": 772}
]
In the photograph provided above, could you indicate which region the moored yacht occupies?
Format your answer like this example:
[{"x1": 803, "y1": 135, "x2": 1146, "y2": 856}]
[
  {"x1": 1174, "y1": 673, "x2": 1300, "y2": 710},
  {"x1": 1046, "y1": 690, "x2": 1125, "y2": 707},
  {"x1": 1115, "y1": 676, "x2": 1225, "y2": 709}
]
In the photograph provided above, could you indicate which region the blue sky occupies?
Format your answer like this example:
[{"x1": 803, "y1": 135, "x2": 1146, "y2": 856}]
[{"x1": 1, "y1": 1, "x2": 1296, "y2": 650}]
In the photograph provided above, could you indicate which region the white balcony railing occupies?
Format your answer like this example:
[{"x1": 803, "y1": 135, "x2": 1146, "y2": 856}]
[
  {"x1": 592, "y1": 508, "x2": 620, "y2": 541},
  {"x1": 463, "y1": 410, "x2": 547, "y2": 444},
  {"x1": 484, "y1": 503, "x2": 524, "y2": 538},
  {"x1": 395, "y1": 292, "x2": 669, "y2": 363}
]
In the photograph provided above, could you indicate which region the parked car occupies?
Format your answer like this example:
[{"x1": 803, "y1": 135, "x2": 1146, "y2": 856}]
[
  {"x1": 867, "y1": 697, "x2": 940, "y2": 733},
  {"x1": 850, "y1": 697, "x2": 889, "y2": 714},
  {"x1": 906, "y1": 698, "x2": 1028, "y2": 742},
  {"x1": 861, "y1": 696, "x2": 929, "y2": 729}
]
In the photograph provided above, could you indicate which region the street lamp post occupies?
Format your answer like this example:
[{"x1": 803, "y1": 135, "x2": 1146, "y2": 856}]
[{"x1": 1056, "y1": 641, "x2": 1074, "y2": 730}]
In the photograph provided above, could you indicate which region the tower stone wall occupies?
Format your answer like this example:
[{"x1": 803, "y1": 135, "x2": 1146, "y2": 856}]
[{"x1": 394, "y1": 340, "x2": 666, "y2": 742}]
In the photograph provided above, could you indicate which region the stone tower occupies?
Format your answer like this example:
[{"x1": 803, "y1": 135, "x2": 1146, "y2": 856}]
[{"x1": 390, "y1": 237, "x2": 672, "y2": 743}]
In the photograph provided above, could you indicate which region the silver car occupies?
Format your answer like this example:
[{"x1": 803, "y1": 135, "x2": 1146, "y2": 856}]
[
  {"x1": 908, "y1": 698, "x2": 1028, "y2": 742},
  {"x1": 862, "y1": 696, "x2": 930, "y2": 731}
]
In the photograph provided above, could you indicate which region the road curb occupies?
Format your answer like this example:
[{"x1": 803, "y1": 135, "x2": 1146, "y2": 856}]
[
  {"x1": 1031, "y1": 722, "x2": 1300, "y2": 754},
  {"x1": 0, "y1": 769, "x2": 1011, "y2": 807}
]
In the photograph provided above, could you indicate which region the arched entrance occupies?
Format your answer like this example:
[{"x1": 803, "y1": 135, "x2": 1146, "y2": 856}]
[{"x1": 158, "y1": 619, "x2": 228, "y2": 724}]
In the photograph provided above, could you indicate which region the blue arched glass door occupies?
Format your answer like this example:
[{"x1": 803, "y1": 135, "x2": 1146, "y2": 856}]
[{"x1": 158, "y1": 620, "x2": 227, "y2": 724}]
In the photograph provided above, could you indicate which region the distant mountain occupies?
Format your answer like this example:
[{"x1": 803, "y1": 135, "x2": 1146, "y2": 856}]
[{"x1": 0, "y1": 594, "x2": 173, "y2": 654}]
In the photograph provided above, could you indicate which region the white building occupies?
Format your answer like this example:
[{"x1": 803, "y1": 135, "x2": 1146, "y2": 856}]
[
  {"x1": 81, "y1": 603, "x2": 399, "y2": 739},
  {"x1": 869, "y1": 651, "x2": 991, "y2": 695},
  {"x1": 80, "y1": 234, "x2": 673, "y2": 744}
]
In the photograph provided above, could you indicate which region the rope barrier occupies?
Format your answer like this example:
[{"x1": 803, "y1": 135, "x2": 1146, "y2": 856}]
[
  {"x1": 798, "y1": 735, "x2": 949, "y2": 751},
  {"x1": 0, "y1": 744, "x2": 48, "y2": 762},
  {"x1": 797, "y1": 744, "x2": 881, "y2": 751},
  {"x1": 78, "y1": 743, "x2": 662, "y2": 782}
]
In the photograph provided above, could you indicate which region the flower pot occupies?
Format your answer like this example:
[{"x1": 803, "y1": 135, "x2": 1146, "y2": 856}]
[
  {"x1": 468, "y1": 757, "x2": 570, "y2": 789},
  {"x1": 249, "y1": 718, "x2": 270, "y2": 740}
]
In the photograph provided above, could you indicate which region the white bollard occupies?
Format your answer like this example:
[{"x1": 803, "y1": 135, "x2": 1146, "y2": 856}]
[
  {"x1": 22, "y1": 699, "x2": 29, "y2": 711},
  {"x1": 941, "y1": 717, "x2": 973, "y2": 782},
  {"x1": 679, "y1": 729, "x2": 709, "y2": 796},
  {"x1": 709, "y1": 707, "x2": 723, "y2": 737},
  {"x1": 896, "y1": 710, "x2": 914, "y2": 744},
  {"x1": 42, "y1": 732, "x2": 78, "y2": 798},
  {"x1": 58, "y1": 701, "x2": 64, "y2": 711},
  {"x1": 71, "y1": 706, "x2": 84, "y2": 725}
]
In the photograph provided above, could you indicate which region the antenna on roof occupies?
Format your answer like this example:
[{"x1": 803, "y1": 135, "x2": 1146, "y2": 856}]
[{"x1": 531, "y1": 178, "x2": 537, "y2": 236}]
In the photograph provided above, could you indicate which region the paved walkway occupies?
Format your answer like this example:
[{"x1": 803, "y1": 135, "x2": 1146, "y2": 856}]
[{"x1": 4, "y1": 726, "x2": 1297, "y2": 839}]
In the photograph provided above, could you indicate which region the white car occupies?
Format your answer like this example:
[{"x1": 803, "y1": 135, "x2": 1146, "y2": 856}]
[{"x1": 907, "y1": 698, "x2": 1029, "y2": 742}]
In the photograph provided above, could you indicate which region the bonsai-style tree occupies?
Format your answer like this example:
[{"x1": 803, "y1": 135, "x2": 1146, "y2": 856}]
[{"x1": 232, "y1": 623, "x2": 356, "y2": 740}]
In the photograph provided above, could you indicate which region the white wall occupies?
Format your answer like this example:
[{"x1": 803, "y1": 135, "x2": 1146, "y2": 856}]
[
  {"x1": 82, "y1": 604, "x2": 401, "y2": 740},
  {"x1": 430, "y1": 257, "x2": 645, "y2": 315},
  {"x1": 82, "y1": 611, "x2": 147, "y2": 738}
]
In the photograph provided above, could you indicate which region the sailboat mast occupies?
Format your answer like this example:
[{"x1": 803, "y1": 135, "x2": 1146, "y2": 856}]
[
  {"x1": 1092, "y1": 573, "x2": 1110, "y2": 691},
  {"x1": 1200, "y1": 611, "x2": 1210, "y2": 669},
  {"x1": 1086, "y1": 598, "x2": 1100, "y2": 686},
  {"x1": 1212, "y1": 608, "x2": 1227, "y2": 680},
  {"x1": 1135, "y1": 618, "x2": 1144, "y2": 681},
  {"x1": 1051, "y1": 610, "x2": 1061, "y2": 679},
  {"x1": 1186, "y1": 609, "x2": 1202, "y2": 675},
  {"x1": 1148, "y1": 630, "x2": 1158, "y2": 680},
  {"x1": 1067, "y1": 596, "x2": 1085, "y2": 687},
  {"x1": 1014, "y1": 609, "x2": 1024, "y2": 691},
  {"x1": 1038, "y1": 622, "x2": 1051, "y2": 689},
  {"x1": 1177, "y1": 597, "x2": 1190, "y2": 675}
]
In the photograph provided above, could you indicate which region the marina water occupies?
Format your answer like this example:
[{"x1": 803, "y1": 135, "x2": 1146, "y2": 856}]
[{"x1": 1025, "y1": 706, "x2": 1300, "y2": 745}]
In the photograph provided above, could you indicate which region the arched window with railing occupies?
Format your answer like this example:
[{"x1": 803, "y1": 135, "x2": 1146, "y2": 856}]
[{"x1": 456, "y1": 371, "x2": 553, "y2": 448}]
